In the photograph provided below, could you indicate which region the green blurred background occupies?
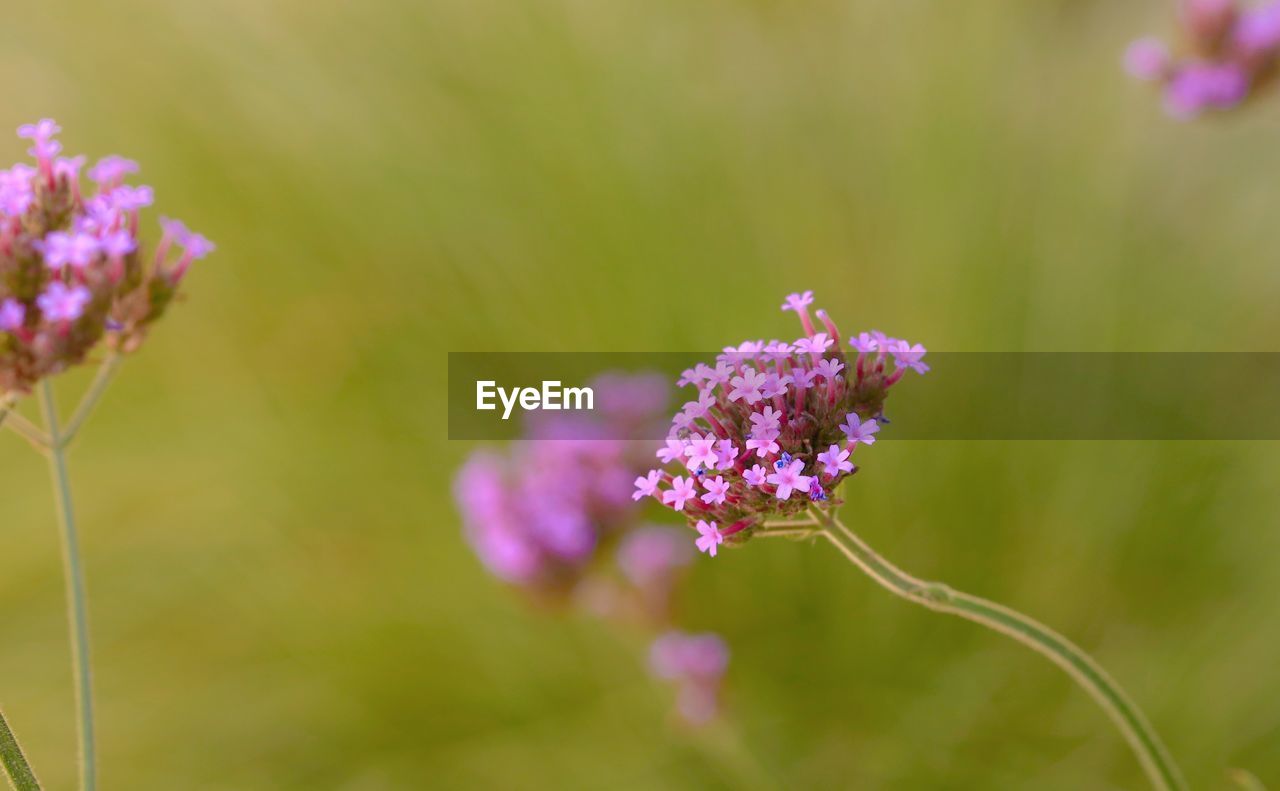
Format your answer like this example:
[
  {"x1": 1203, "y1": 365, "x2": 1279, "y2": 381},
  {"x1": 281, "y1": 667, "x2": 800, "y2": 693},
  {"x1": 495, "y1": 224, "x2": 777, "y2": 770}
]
[{"x1": 2, "y1": 0, "x2": 1279, "y2": 788}]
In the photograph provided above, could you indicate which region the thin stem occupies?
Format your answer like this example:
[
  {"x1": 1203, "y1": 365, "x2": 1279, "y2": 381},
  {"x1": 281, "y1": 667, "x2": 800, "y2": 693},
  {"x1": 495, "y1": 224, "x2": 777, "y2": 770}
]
[
  {"x1": 37, "y1": 381, "x2": 96, "y2": 791},
  {"x1": 60, "y1": 354, "x2": 121, "y2": 448},
  {"x1": 3, "y1": 413, "x2": 52, "y2": 452},
  {"x1": 809, "y1": 506, "x2": 1185, "y2": 791},
  {"x1": 747, "y1": 519, "x2": 819, "y2": 540},
  {"x1": 1, "y1": 392, "x2": 53, "y2": 450},
  {"x1": 0, "y1": 709, "x2": 41, "y2": 791}
]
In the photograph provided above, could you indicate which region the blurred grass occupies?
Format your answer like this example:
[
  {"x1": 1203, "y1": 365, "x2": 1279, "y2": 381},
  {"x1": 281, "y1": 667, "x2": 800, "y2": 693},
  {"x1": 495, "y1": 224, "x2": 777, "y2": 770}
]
[{"x1": 0, "y1": 0, "x2": 1278, "y2": 787}]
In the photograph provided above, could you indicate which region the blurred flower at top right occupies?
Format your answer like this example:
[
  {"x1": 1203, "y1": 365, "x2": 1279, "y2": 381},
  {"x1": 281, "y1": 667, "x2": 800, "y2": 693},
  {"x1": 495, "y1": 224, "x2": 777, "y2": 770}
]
[{"x1": 1125, "y1": 0, "x2": 1280, "y2": 118}]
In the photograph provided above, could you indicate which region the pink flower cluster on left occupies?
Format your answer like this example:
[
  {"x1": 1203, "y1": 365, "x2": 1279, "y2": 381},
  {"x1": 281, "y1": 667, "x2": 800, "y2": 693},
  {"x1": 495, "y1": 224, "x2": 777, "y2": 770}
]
[{"x1": 1, "y1": 119, "x2": 212, "y2": 394}]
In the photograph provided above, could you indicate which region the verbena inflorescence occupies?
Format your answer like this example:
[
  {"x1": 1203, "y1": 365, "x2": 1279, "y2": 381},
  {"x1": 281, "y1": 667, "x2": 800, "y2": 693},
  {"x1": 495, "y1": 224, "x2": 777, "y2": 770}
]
[
  {"x1": 0, "y1": 119, "x2": 213, "y2": 395},
  {"x1": 1126, "y1": 0, "x2": 1280, "y2": 117},
  {"x1": 636, "y1": 291, "x2": 927, "y2": 557}
]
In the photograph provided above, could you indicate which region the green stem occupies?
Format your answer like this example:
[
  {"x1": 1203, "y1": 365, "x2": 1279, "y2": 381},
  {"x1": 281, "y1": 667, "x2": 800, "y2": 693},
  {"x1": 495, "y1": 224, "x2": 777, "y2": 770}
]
[
  {"x1": 808, "y1": 505, "x2": 1185, "y2": 791},
  {"x1": 37, "y1": 381, "x2": 96, "y2": 791},
  {"x1": 0, "y1": 709, "x2": 41, "y2": 791},
  {"x1": 60, "y1": 355, "x2": 121, "y2": 449}
]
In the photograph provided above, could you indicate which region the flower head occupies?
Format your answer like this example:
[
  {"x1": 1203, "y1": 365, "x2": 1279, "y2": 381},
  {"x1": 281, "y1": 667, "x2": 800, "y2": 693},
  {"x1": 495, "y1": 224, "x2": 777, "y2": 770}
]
[
  {"x1": 0, "y1": 120, "x2": 211, "y2": 394},
  {"x1": 648, "y1": 293, "x2": 924, "y2": 552}
]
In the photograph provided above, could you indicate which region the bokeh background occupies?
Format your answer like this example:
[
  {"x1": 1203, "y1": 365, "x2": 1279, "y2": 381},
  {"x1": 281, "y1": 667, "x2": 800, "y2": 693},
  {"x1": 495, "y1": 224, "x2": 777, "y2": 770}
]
[{"x1": 2, "y1": 0, "x2": 1279, "y2": 788}]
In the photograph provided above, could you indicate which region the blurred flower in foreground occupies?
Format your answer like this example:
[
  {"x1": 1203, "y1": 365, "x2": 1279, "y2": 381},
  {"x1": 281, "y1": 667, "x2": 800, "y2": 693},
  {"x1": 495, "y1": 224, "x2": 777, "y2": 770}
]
[
  {"x1": 1125, "y1": 0, "x2": 1280, "y2": 118},
  {"x1": 454, "y1": 372, "x2": 731, "y2": 724},
  {"x1": 649, "y1": 631, "x2": 729, "y2": 725},
  {"x1": 0, "y1": 119, "x2": 213, "y2": 394},
  {"x1": 636, "y1": 291, "x2": 925, "y2": 556}
]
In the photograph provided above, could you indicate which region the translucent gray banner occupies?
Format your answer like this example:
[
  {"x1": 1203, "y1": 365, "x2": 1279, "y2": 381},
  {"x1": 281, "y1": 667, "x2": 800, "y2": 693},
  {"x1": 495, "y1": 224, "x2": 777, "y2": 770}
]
[{"x1": 447, "y1": 352, "x2": 1280, "y2": 440}]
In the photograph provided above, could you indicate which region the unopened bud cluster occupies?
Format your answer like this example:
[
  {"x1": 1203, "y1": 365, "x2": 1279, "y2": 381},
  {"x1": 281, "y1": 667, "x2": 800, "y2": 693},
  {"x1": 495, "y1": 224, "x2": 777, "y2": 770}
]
[{"x1": 0, "y1": 119, "x2": 213, "y2": 394}]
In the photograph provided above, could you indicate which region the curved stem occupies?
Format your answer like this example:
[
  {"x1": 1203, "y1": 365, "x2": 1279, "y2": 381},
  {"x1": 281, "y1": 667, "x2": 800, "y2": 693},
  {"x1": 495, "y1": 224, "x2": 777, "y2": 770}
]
[
  {"x1": 37, "y1": 382, "x2": 96, "y2": 791},
  {"x1": 0, "y1": 708, "x2": 41, "y2": 791},
  {"x1": 809, "y1": 506, "x2": 1185, "y2": 791}
]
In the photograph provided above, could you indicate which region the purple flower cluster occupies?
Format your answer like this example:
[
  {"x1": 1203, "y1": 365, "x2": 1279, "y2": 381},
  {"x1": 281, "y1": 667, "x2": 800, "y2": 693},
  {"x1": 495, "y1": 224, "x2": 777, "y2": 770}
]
[
  {"x1": 636, "y1": 291, "x2": 926, "y2": 557},
  {"x1": 454, "y1": 372, "x2": 732, "y2": 724},
  {"x1": 1, "y1": 119, "x2": 212, "y2": 393},
  {"x1": 1126, "y1": 0, "x2": 1280, "y2": 118},
  {"x1": 649, "y1": 631, "x2": 730, "y2": 725}
]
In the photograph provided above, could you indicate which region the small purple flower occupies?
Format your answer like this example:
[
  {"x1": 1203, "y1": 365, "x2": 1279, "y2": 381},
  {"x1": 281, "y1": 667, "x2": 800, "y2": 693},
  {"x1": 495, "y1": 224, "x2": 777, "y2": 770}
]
[
  {"x1": 816, "y1": 443, "x2": 853, "y2": 478},
  {"x1": 701, "y1": 476, "x2": 730, "y2": 506},
  {"x1": 814, "y1": 358, "x2": 845, "y2": 381},
  {"x1": 0, "y1": 299, "x2": 25, "y2": 332},
  {"x1": 657, "y1": 438, "x2": 686, "y2": 464},
  {"x1": 759, "y1": 372, "x2": 791, "y2": 399},
  {"x1": 694, "y1": 520, "x2": 724, "y2": 557},
  {"x1": 633, "y1": 470, "x2": 662, "y2": 501},
  {"x1": 850, "y1": 332, "x2": 880, "y2": 353},
  {"x1": 762, "y1": 340, "x2": 793, "y2": 361},
  {"x1": 742, "y1": 464, "x2": 768, "y2": 487},
  {"x1": 40, "y1": 231, "x2": 100, "y2": 270},
  {"x1": 766, "y1": 459, "x2": 813, "y2": 501},
  {"x1": 53, "y1": 155, "x2": 86, "y2": 182},
  {"x1": 890, "y1": 341, "x2": 930, "y2": 375},
  {"x1": 88, "y1": 156, "x2": 140, "y2": 188},
  {"x1": 682, "y1": 390, "x2": 717, "y2": 420},
  {"x1": 705, "y1": 361, "x2": 734, "y2": 388},
  {"x1": 663, "y1": 476, "x2": 697, "y2": 511},
  {"x1": 780, "y1": 291, "x2": 814, "y2": 313},
  {"x1": 727, "y1": 368, "x2": 766, "y2": 405},
  {"x1": 840, "y1": 412, "x2": 880, "y2": 446},
  {"x1": 713, "y1": 439, "x2": 738, "y2": 470},
  {"x1": 684, "y1": 433, "x2": 718, "y2": 471},
  {"x1": 670, "y1": 411, "x2": 697, "y2": 434},
  {"x1": 108, "y1": 184, "x2": 155, "y2": 212},
  {"x1": 749, "y1": 406, "x2": 782, "y2": 434},
  {"x1": 745, "y1": 428, "x2": 780, "y2": 459},
  {"x1": 100, "y1": 230, "x2": 137, "y2": 259},
  {"x1": 36, "y1": 282, "x2": 92, "y2": 323},
  {"x1": 793, "y1": 332, "x2": 833, "y2": 357},
  {"x1": 791, "y1": 367, "x2": 820, "y2": 389},
  {"x1": 17, "y1": 119, "x2": 61, "y2": 165}
]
